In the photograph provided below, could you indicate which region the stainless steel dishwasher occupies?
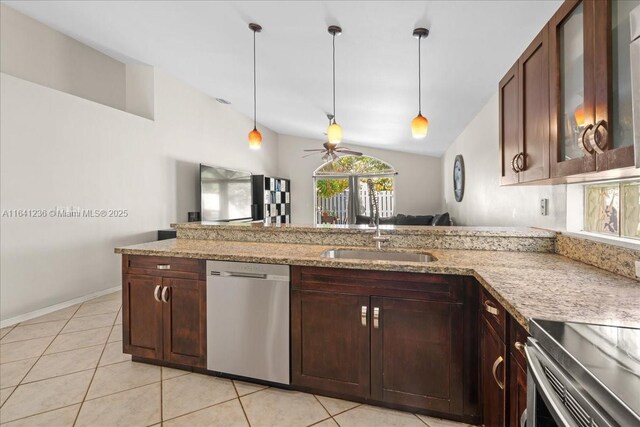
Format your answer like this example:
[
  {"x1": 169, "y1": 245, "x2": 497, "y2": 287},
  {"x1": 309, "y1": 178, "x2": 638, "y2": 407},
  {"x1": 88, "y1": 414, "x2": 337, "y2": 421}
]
[{"x1": 206, "y1": 260, "x2": 290, "y2": 385}]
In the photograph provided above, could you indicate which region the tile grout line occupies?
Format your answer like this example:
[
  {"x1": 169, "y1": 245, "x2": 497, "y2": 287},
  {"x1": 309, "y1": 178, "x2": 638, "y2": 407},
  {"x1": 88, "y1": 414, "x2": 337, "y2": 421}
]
[
  {"x1": 414, "y1": 413, "x2": 431, "y2": 426},
  {"x1": 71, "y1": 304, "x2": 121, "y2": 427},
  {"x1": 232, "y1": 381, "x2": 253, "y2": 427},
  {"x1": 0, "y1": 303, "x2": 84, "y2": 415},
  {"x1": 160, "y1": 395, "x2": 240, "y2": 424},
  {"x1": 312, "y1": 394, "x2": 334, "y2": 419}
]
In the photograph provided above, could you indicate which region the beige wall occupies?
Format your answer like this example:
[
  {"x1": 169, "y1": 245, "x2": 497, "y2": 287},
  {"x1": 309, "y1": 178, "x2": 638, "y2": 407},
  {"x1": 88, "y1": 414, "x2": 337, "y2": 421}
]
[
  {"x1": 277, "y1": 134, "x2": 443, "y2": 224},
  {"x1": 442, "y1": 93, "x2": 567, "y2": 228},
  {"x1": 0, "y1": 4, "x2": 127, "y2": 111},
  {"x1": 0, "y1": 70, "x2": 278, "y2": 322}
]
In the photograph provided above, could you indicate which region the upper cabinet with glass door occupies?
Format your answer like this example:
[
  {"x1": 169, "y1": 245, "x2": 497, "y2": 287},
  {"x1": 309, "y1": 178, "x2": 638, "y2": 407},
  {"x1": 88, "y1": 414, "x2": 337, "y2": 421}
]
[{"x1": 550, "y1": 0, "x2": 640, "y2": 177}]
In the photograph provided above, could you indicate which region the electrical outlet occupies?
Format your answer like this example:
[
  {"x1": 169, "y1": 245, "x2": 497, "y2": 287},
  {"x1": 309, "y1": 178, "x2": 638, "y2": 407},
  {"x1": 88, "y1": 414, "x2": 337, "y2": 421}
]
[
  {"x1": 635, "y1": 261, "x2": 640, "y2": 278},
  {"x1": 540, "y1": 198, "x2": 549, "y2": 216}
]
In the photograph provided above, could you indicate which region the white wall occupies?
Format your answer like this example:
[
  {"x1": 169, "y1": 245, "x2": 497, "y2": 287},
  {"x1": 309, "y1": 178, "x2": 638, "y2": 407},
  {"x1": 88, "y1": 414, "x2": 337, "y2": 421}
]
[
  {"x1": 442, "y1": 93, "x2": 566, "y2": 228},
  {"x1": 277, "y1": 134, "x2": 443, "y2": 224},
  {"x1": 0, "y1": 70, "x2": 278, "y2": 321},
  {"x1": 0, "y1": 4, "x2": 127, "y2": 111}
]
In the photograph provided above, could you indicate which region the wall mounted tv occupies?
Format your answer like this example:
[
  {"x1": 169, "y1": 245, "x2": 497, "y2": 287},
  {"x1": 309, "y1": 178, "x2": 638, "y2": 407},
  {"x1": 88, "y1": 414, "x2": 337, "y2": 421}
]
[{"x1": 200, "y1": 164, "x2": 253, "y2": 222}]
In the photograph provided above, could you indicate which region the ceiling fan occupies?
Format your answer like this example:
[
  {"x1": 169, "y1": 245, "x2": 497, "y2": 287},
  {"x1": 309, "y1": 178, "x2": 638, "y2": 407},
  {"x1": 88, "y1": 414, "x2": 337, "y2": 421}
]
[{"x1": 302, "y1": 114, "x2": 363, "y2": 161}]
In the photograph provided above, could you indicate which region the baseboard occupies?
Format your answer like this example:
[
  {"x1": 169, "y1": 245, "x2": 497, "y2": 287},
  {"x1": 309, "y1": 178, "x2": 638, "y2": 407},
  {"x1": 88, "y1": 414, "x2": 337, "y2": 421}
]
[{"x1": 1, "y1": 285, "x2": 121, "y2": 329}]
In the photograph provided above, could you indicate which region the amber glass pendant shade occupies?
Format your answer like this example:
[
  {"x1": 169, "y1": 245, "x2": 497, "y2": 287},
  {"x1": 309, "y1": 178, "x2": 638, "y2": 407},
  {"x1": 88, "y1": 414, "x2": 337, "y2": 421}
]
[
  {"x1": 327, "y1": 122, "x2": 342, "y2": 144},
  {"x1": 411, "y1": 114, "x2": 429, "y2": 138},
  {"x1": 249, "y1": 127, "x2": 262, "y2": 149}
]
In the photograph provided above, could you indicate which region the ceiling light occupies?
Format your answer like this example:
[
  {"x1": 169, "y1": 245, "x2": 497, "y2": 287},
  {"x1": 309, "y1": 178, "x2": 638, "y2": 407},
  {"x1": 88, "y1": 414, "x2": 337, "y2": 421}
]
[
  {"x1": 411, "y1": 27, "x2": 430, "y2": 139},
  {"x1": 248, "y1": 23, "x2": 262, "y2": 150},
  {"x1": 327, "y1": 25, "x2": 342, "y2": 145}
]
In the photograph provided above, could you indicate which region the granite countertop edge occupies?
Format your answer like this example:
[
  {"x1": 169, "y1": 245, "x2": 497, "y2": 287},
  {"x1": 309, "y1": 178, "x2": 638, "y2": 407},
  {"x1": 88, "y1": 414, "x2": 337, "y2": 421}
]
[{"x1": 115, "y1": 241, "x2": 640, "y2": 332}]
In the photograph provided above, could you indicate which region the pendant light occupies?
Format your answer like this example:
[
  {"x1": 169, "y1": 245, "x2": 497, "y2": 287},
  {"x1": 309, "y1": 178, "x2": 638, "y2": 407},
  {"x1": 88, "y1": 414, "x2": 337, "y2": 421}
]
[
  {"x1": 411, "y1": 27, "x2": 429, "y2": 139},
  {"x1": 327, "y1": 25, "x2": 342, "y2": 144},
  {"x1": 248, "y1": 23, "x2": 262, "y2": 149}
]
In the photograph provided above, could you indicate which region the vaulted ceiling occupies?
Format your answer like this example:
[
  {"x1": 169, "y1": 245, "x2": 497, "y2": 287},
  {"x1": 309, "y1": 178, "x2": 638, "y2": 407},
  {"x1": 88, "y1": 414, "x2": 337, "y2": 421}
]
[{"x1": 5, "y1": 1, "x2": 561, "y2": 156}]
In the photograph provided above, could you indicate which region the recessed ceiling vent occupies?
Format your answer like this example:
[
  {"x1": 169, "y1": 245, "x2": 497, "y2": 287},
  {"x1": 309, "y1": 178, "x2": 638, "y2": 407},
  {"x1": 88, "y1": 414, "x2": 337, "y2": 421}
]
[{"x1": 215, "y1": 98, "x2": 231, "y2": 105}]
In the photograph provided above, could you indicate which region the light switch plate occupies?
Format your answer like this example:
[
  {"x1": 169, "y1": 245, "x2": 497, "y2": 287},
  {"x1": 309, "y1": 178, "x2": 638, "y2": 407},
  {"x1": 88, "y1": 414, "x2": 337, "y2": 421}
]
[
  {"x1": 540, "y1": 199, "x2": 549, "y2": 216},
  {"x1": 635, "y1": 261, "x2": 640, "y2": 278}
]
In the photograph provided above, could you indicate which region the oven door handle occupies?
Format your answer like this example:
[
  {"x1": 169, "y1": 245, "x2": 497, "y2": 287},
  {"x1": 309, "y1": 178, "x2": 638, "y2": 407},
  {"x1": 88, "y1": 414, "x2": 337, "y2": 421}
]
[{"x1": 525, "y1": 341, "x2": 579, "y2": 427}]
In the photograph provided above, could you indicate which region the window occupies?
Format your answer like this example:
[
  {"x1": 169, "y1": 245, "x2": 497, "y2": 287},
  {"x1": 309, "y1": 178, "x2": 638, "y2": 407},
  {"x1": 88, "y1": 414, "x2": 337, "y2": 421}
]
[
  {"x1": 584, "y1": 180, "x2": 640, "y2": 239},
  {"x1": 313, "y1": 156, "x2": 396, "y2": 225}
]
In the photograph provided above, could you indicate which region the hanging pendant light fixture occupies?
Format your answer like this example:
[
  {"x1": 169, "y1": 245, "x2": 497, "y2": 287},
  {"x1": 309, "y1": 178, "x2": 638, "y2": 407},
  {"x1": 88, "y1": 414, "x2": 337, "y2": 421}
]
[
  {"x1": 411, "y1": 27, "x2": 430, "y2": 139},
  {"x1": 327, "y1": 25, "x2": 342, "y2": 144},
  {"x1": 248, "y1": 23, "x2": 262, "y2": 149}
]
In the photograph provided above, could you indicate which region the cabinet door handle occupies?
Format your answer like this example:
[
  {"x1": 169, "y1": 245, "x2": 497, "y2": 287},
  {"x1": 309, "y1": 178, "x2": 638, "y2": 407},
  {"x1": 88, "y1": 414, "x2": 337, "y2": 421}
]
[
  {"x1": 511, "y1": 154, "x2": 520, "y2": 173},
  {"x1": 361, "y1": 306, "x2": 367, "y2": 327},
  {"x1": 515, "y1": 341, "x2": 526, "y2": 357},
  {"x1": 484, "y1": 300, "x2": 499, "y2": 316},
  {"x1": 373, "y1": 307, "x2": 380, "y2": 329},
  {"x1": 587, "y1": 120, "x2": 607, "y2": 154},
  {"x1": 580, "y1": 124, "x2": 595, "y2": 154},
  {"x1": 153, "y1": 285, "x2": 162, "y2": 302},
  {"x1": 492, "y1": 355, "x2": 505, "y2": 390},
  {"x1": 516, "y1": 152, "x2": 524, "y2": 172},
  {"x1": 161, "y1": 286, "x2": 169, "y2": 303},
  {"x1": 156, "y1": 264, "x2": 171, "y2": 270}
]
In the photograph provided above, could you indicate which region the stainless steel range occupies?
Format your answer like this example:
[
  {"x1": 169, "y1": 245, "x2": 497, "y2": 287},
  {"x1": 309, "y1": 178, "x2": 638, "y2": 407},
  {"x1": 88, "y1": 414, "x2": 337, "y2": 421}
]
[{"x1": 526, "y1": 319, "x2": 640, "y2": 426}]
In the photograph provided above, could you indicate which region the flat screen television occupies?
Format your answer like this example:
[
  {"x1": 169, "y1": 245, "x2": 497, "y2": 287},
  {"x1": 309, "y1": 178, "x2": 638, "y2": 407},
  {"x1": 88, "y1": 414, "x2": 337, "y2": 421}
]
[{"x1": 200, "y1": 164, "x2": 253, "y2": 222}]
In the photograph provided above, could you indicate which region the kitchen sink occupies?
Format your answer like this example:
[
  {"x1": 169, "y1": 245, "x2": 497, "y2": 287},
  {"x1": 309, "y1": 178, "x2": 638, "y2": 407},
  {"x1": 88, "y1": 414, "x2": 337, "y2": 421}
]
[{"x1": 321, "y1": 249, "x2": 436, "y2": 263}]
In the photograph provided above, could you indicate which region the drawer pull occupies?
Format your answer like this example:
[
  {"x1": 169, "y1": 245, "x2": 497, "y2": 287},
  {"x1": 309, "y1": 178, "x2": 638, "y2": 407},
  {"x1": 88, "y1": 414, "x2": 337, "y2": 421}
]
[
  {"x1": 153, "y1": 285, "x2": 162, "y2": 302},
  {"x1": 361, "y1": 306, "x2": 367, "y2": 327},
  {"x1": 156, "y1": 264, "x2": 171, "y2": 270},
  {"x1": 515, "y1": 341, "x2": 526, "y2": 357},
  {"x1": 484, "y1": 300, "x2": 499, "y2": 316},
  {"x1": 373, "y1": 307, "x2": 380, "y2": 329},
  {"x1": 492, "y1": 355, "x2": 504, "y2": 390},
  {"x1": 161, "y1": 286, "x2": 170, "y2": 303}
]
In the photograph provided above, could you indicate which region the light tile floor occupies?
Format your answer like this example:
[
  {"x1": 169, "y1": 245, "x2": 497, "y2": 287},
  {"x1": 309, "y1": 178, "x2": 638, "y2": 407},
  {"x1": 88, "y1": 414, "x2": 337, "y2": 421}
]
[{"x1": 0, "y1": 291, "x2": 474, "y2": 426}]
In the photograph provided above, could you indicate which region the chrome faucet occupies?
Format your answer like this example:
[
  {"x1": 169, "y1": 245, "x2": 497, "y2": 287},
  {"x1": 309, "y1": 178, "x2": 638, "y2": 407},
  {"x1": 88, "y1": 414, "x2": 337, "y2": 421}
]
[{"x1": 367, "y1": 179, "x2": 390, "y2": 250}]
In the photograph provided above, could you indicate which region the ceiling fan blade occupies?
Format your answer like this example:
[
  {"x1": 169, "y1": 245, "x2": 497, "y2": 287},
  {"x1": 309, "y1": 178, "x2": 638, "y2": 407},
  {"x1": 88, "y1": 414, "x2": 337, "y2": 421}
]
[
  {"x1": 338, "y1": 150, "x2": 363, "y2": 156},
  {"x1": 303, "y1": 150, "x2": 325, "y2": 153},
  {"x1": 302, "y1": 152, "x2": 322, "y2": 158}
]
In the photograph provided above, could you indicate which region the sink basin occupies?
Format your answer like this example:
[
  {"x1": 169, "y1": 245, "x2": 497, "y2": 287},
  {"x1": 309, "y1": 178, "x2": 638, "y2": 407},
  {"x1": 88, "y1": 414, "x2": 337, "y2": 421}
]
[{"x1": 321, "y1": 249, "x2": 436, "y2": 263}]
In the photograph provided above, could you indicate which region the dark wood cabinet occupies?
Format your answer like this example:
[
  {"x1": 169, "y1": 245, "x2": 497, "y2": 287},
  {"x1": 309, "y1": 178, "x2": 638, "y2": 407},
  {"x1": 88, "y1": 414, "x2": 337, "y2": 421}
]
[
  {"x1": 480, "y1": 317, "x2": 507, "y2": 427},
  {"x1": 479, "y1": 287, "x2": 530, "y2": 427},
  {"x1": 162, "y1": 278, "x2": 207, "y2": 367},
  {"x1": 123, "y1": 274, "x2": 163, "y2": 360},
  {"x1": 499, "y1": 63, "x2": 520, "y2": 186},
  {"x1": 370, "y1": 296, "x2": 464, "y2": 414},
  {"x1": 499, "y1": 27, "x2": 550, "y2": 185},
  {"x1": 122, "y1": 255, "x2": 207, "y2": 369},
  {"x1": 291, "y1": 290, "x2": 370, "y2": 398},
  {"x1": 291, "y1": 266, "x2": 479, "y2": 423}
]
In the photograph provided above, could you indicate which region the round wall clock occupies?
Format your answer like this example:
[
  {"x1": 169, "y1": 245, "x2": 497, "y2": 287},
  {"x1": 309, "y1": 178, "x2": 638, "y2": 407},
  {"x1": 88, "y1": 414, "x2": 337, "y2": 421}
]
[{"x1": 453, "y1": 154, "x2": 465, "y2": 202}]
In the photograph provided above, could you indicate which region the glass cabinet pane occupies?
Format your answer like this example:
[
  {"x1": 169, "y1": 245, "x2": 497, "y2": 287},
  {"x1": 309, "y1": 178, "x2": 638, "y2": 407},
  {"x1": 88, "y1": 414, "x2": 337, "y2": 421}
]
[
  {"x1": 611, "y1": 0, "x2": 640, "y2": 149},
  {"x1": 559, "y1": 2, "x2": 585, "y2": 161}
]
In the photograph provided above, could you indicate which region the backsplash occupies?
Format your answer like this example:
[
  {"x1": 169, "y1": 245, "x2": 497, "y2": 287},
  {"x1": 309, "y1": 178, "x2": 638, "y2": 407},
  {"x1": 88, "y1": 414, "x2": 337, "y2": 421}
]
[{"x1": 556, "y1": 233, "x2": 640, "y2": 281}]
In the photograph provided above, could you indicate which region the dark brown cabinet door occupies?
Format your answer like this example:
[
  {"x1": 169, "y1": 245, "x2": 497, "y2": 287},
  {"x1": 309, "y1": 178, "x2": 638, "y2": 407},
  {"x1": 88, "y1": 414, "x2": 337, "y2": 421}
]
[
  {"x1": 122, "y1": 274, "x2": 163, "y2": 360},
  {"x1": 518, "y1": 26, "x2": 550, "y2": 182},
  {"x1": 370, "y1": 297, "x2": 464, "y2": 414},
  {"x1": 509, "y1": 358, "x2": 528, "y2": 427},
  {"x1": 480, "y1": 318, "x2": 507, "y2": 427},
  {"x1": 291, "y1": 290, "x2": 370, "y2": 398},
  {"x1": 550, "y1": 0, "x2": 636, "y2": 176},
  {"x1": 162, "y1": 278, "x2": 207, "y2": 368},
  {"x1": 499, "y1": 62, "x2": 520, "y2": 186}
]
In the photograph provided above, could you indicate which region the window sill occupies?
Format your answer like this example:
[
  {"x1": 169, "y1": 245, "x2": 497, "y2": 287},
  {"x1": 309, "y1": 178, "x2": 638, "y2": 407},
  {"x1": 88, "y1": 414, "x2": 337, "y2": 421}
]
[{"x1": 561, "y1": 231, "x2": 640, "y2": 251}]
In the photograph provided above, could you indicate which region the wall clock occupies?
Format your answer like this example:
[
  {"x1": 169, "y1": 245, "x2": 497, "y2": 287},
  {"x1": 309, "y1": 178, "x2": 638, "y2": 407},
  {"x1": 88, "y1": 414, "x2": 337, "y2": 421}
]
[{"x1": 453, "y1": 154, "x2": 465, "y2": 202}]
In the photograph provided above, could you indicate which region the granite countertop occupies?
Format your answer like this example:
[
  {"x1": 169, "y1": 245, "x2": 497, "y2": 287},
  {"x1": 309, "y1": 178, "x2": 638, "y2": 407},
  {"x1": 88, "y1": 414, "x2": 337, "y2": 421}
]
[
  {"x1": 171, "y1": 222, "x2": 557, "y2": 238},
  {"x1": 115, "y1": 238, "x2": 640, "y2": 331}
]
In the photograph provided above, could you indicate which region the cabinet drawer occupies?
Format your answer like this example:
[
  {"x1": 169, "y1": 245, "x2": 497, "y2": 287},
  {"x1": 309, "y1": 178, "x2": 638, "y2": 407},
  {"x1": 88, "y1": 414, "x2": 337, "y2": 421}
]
[
  {"x1": 479, "y1": 287, "x2": 506, "y2": 341},
  {"x1": 509, "y1": 317, "x2": 528, "y2": 369},
  {"x1": 124, "y1": 255, "x2": 204, "y2": 280},
  {"x1": 292, "y1": 266, "x2": 463, "y2": 303}
]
